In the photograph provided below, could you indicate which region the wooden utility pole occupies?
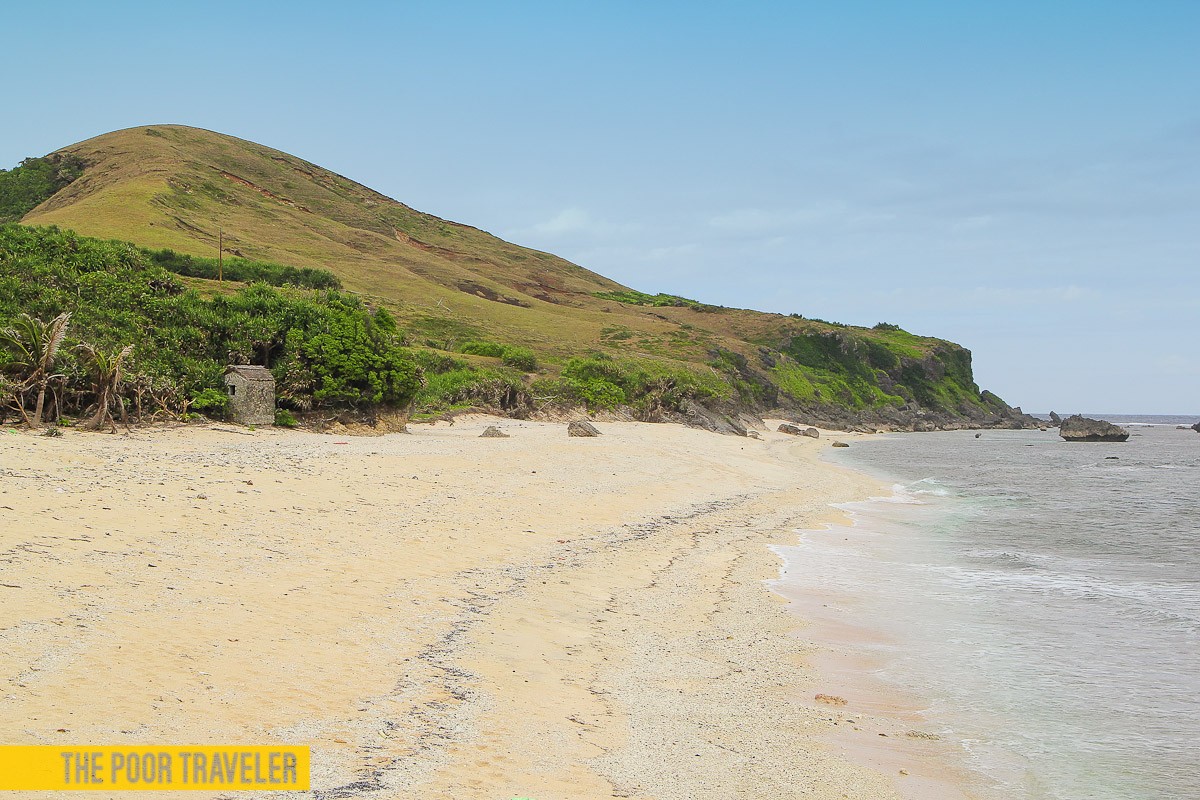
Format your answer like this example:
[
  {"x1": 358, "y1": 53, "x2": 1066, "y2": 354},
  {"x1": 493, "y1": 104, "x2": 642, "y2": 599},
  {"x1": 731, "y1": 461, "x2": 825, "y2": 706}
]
[{"x1": 218, "y1": 228, "x2": 223, "y2": 282}]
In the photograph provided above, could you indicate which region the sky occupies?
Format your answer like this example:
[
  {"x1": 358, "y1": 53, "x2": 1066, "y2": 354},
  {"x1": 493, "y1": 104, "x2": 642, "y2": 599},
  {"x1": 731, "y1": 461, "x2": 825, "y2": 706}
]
[{"x1": 2, "y1": 1, "x2": 1197, "y2": 414}]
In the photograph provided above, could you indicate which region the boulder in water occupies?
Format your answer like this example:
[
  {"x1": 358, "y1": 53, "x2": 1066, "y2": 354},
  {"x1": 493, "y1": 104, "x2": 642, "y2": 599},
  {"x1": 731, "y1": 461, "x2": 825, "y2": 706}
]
[{"x1": 1059, "y1": 415, "x2": 1129, "y2": 442}]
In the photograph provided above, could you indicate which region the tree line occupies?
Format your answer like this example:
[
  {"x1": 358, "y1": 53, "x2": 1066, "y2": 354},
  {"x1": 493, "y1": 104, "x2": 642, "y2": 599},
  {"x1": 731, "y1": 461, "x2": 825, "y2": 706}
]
[{"x1": 0, "y1": 224, "x2": 419, "y2": 429}]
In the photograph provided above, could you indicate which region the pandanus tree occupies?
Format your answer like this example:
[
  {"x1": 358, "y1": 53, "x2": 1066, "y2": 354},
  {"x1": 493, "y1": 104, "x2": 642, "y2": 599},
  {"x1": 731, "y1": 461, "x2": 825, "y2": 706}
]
[
  {"x1": 76, "y1": 343, "x2": 134, "y2": 431},
  {"x1": 0, "y1": 312, "x2": 72, "y2": 427}
]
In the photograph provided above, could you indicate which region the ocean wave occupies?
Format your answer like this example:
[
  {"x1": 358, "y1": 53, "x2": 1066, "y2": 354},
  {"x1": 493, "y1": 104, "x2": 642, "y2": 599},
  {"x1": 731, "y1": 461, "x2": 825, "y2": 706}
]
[
  {"x1": 932, "y1": 565, "x2": 1200, "y2": 628},
  {"x1": 862, "y1": 483, "x2": 927, "y2": 504},
  {"x1": 863, "y1": 479, "x2": 953, "y2": 505},
  {"x1": 963, "y1": 549, "x2": 1068, "y2": 571}
]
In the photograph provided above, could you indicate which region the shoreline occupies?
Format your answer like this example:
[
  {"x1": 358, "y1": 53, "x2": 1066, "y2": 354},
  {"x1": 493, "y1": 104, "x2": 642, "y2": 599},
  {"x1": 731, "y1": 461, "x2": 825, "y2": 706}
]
[
  {"x1": 783, "y1": 425, "x2": 1200, "y2": 800},
  {"x1": 2, "y1": 415, "x2": 971, "y2": 798},
  {"x1": 770, "y1": 497, "x2": 990, "y2": 800}
]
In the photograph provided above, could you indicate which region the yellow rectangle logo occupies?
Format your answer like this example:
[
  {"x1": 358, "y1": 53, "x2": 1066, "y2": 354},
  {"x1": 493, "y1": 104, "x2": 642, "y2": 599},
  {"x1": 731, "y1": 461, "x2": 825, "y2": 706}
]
[{"x1": 0, "y1": 746, "x2": 309, "y2": 791}]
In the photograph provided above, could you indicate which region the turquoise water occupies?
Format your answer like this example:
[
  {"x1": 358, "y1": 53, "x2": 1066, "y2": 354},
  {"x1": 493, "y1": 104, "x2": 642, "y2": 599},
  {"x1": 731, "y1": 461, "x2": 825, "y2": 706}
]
[{"x1": 779, "y1": 419, "x2": 1199, "y2": 800}]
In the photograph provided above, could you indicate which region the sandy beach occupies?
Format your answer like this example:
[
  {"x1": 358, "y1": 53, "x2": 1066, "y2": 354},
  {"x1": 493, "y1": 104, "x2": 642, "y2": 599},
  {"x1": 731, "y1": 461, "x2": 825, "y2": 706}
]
[{"x1": 1, "y1": 415, "x2": 969, "y2": 799}]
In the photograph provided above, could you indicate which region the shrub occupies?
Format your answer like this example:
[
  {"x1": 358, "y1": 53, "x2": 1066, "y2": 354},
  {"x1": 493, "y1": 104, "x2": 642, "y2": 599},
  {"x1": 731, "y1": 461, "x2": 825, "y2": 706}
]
[
  {"x1": 414, "y1": 367, "x2": 529, "y2": 413},
  {"x1": 458, "y1": 340, "x2": 537, "y2": 371},
  {"x1": 564, "y1": 376, "x2": 626, "y2": 409},
  {"x1": 411, "y1": 349, "x2": 466, "y2": 374},
  {"x1": 274, "y1": 408, "x2": 297, "y2": 427},
  {"x1": 189, "y1": 387, "x2": 229, "y2": 418},
  {"x1": 592, "y1": 289, "x2": 719, "y2": 311},
  {"x1": 555, "y1": 353, "x2": 727, "y2": 412},
  {"x1": 142, "y1": 248, "x2": 341, "y2": 290},
  {"x1": 500, "y1": 346, "x2": 537, "y2": 371},
  {"x1": 458, "y1": 340, "x2": 506, "y2": 358},
  {"x1": 560, "y1": 354, "x2": 627, "y2": 408}
]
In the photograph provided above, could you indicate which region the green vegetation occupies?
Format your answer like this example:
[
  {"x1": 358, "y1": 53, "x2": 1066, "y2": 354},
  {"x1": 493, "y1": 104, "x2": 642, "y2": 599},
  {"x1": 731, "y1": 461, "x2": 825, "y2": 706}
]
[
  {"x1": 188, "y1": 387, "x2": 229, "y2": 416},
  {"x1": 593, "y1": 289, "x2": 719, "y2": 311},
  {"x1": 457, "y1": 340, "x2": 505, "y2": 358},
  {"x1": 415, "y1": 368, "x2": 528, "y2": 415},
  {"x1": 773, "y1": 329, "x2": 910, "y2": 409},
  {"x1": 458, "y1": 340, "x2": 537, "y2": 371},
  {"x1": 0, "y1": 224, "x2": 420, "y2": 426},
  {"x1": 770, "y1": 362, "x2": 903, "y2": 410},
  {"x1": 0, "y1": 154, "x2": 86, "y2": 223},
  {"x1": 768, "y1": 328, "x2": 986, "y2": 413},
  {"x1": 0, "y1": 311, "x2": 72, "y2": 426},
  {"x1": 408, "y1": 349, "x2": 730, "y2": 420},
  {"x1": 411, "y1": 350, "x2": 529, "y2": 416},
  {"x1": 75, "y1": 341, "x2": 134, "y2": 430},
  {"x1": 499, "y1": 346, "x2": 537, "y2": 371},
  {"x1": 554, "y1": 353, "x2": 728, "y2": 415},
  {"x1": 143, "y1": 248, "x2": 341, "y2": 289}
]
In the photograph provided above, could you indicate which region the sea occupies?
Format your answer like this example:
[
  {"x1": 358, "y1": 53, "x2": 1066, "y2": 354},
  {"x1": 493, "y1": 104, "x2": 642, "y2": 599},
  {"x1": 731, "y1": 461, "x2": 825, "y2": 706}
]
[{"x1": 775, "y1": 415, "x2": 1199, "y2": 800}]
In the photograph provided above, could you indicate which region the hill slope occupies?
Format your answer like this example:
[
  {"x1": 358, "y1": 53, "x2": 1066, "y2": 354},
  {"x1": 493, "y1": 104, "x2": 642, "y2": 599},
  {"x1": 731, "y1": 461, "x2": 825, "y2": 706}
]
[{"x1": 11, "y1": 125, "x2": 1029, "y2": 429}]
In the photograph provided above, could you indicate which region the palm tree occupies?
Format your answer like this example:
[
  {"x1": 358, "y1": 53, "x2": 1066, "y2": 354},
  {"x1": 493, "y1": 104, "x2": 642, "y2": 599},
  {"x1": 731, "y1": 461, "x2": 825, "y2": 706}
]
[
  {"x1": 0, "y1": 312, "x2": 72, "y2": 427},
  {"x1": 76, "y1": 343, "x2": 134, "y2": 432}
]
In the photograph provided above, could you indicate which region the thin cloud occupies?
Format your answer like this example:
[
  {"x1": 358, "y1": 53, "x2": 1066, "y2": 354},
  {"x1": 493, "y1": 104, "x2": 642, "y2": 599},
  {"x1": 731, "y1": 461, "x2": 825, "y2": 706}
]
[
  {"x1": 506, "y1": 207, "x2": 638, "y2": 241},
  {"x1": 707, "y1": 205, "x2": 844, "y2": 234},
  {"x1": 870, "y1": 284, "x2": 1101, "y2": 309}
]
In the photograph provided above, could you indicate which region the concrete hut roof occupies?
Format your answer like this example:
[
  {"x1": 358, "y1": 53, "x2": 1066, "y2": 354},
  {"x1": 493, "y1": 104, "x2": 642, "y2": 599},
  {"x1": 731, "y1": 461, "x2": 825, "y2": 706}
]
[{"x1": 223, "y1": 365, "x2": 275, "y2": 382}]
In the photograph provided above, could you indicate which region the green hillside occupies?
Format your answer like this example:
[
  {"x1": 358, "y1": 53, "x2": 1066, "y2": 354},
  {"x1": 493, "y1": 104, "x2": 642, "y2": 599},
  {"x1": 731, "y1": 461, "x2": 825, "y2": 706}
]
[{"x1": 1, "y1": 125, "x2": 1031, "y2": 431}]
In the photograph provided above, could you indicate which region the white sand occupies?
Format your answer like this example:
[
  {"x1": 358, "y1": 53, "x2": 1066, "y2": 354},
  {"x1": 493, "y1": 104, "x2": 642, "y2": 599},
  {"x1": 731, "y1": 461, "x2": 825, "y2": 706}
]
[{"x1": 0, "y1": 416, "x2": 971, "y2": 798}]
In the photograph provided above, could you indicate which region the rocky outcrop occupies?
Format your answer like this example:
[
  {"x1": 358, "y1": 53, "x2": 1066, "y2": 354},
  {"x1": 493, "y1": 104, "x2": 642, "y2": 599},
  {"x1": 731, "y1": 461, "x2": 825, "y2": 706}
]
[
  {"x1": 778, "y1": 423, "x2": 822, "y2": 438},
  {"x1": 1049, "y1": 411, "x2": 1062, "y2": 425},
  {"x1": 674, "y1": 401, "x2": 748, "y2": 437},
  {"x1": 766, "y1": 396, "x2": 1038, "y2": 433},
  {"x1": 567, "y1": 420, "x2": 601, "y2": 437},
  {"x1": 831, "y1": 441, "x2": 850, "y2": 448},
  {"x1": 737, "y1": 412, "x2": 766, "y2": 432},
  {"x1": 763, "y1": 330, "x2": 1041, "y2": 432},
  {"x1": 1059, "y1": 415, "x2": 1129, "y2": 442},
  {"x1": 1193, "y1": 421, "x2": 1200, "y2": 433},
  {"x1": 480, "y1": 426, "x2": 509, "y2": 438}
]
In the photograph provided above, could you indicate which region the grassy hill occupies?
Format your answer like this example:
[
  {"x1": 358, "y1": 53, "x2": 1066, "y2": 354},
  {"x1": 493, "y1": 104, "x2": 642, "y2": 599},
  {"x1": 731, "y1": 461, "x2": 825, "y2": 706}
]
[{"x1": 3, "y1": 125, "x2": 1029, "y2": 430}]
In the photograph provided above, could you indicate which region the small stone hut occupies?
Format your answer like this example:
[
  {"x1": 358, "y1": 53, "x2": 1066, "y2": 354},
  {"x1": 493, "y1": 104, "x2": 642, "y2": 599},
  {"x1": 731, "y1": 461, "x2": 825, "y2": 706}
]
[{"x1": 222, "y1": 365, "x2": 275, "y2": 425}]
